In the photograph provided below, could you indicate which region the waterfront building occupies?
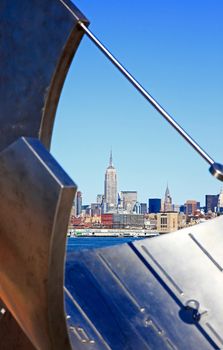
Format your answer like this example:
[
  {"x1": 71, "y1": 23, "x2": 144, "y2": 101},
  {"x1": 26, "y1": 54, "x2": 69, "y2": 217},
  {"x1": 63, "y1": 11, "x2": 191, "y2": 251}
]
[
  {"x1": 121, "y1": 191, "x2": 137, "y2": 213},
  {"x1": 104, "y1": 151, "x2": 117, "y2": 211},
  {"x1": 144, "y1": 214, "x2": 157, "y2": 230},
  {"x1": 101, "y1": 213, "x2": 113, "y2": 228},
  {"x1": 148, "y1": 198, "x2": 161, "y2": 213},
  {"x1": 113, "y1": 213, "x2": 144, "y2": 229},
  {"x1": 157, "y1": 212, "x2": 178, "y2": 233},
  {"x1": 205, "y1": 194, "x2": 218, "y2": 213}
]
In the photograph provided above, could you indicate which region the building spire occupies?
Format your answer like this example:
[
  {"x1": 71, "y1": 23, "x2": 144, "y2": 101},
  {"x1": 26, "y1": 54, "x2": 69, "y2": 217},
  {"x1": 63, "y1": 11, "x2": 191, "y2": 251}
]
[
  {"x1": 165, "y1": 182, "x2": 170, "y2": 198},
  {"x1": 109, "y1": 149, "x2": 113, "y2": 167}
]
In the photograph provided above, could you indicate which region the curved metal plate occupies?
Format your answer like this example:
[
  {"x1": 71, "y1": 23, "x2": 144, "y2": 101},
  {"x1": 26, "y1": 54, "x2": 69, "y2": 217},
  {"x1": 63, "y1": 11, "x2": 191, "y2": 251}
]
[
  {"x1": 0, "y1": 137, "x2": 76, "y2": 349},
  {"x1": 65, "y1": 217, "x2": 223, "y2": 349},
  {"x1": 0, "y1": 1, "x2": 88, "y2": 348},
  {"x1": 0, "y1": 0, "x2": 88, "y2": 151}
]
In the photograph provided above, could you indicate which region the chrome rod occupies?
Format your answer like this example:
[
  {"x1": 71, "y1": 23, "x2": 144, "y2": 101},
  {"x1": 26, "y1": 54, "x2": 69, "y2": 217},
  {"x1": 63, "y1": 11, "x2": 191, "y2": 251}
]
[{"x1": 78, "y1": 21, "x2": 214, "y2": 166}]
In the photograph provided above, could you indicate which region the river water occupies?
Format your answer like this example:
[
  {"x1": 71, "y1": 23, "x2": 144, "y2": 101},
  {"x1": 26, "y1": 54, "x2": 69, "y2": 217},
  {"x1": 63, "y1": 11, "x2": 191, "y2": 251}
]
[{"x1": 66, "y1": 236, "x2": 149, "y2": 253}]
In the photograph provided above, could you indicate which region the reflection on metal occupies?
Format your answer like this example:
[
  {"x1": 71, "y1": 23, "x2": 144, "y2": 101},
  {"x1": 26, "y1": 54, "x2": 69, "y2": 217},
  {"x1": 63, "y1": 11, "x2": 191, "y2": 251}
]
[
  {"x1": 0, "y1": 137, "x2": 76, "y2": 349},
  {"x1": 0, "y1": 0, "x2": 88, "y2": 349},
  {"x1": 66, "y1": 216, "x2": 223, "y2": 349},
  {"x1": 1, "y1": 1, "x2": 223, "y2": 350},
  {"x1": 0, "y1": 0, "x2": 88, "y2": 152},
  {"x1": 209, "y1": 162, "x2": 223, "y2": 182}
]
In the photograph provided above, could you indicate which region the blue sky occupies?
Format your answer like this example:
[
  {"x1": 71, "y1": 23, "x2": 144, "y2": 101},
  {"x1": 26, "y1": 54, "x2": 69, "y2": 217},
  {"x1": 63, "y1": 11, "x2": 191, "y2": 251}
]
[{"x1": 51, "y1": 0, "x2": 223, "y2": 206}]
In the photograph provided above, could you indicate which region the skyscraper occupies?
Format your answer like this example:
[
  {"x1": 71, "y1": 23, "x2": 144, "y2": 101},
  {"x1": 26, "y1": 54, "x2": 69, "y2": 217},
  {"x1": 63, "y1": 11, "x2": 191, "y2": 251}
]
[
  {"x1": 149, "y1": 198, "x2": 161, "y2": 213},
  {"x1": 104, "y1": 151, "x2": 117, "y2": 211},
  {"x1": 164, "y1": 184, "x2": 173, "y2": 212},
  {"x1": 205, "y1": 194, "x2": 218, "y2": 213},
  {"x1": 217, "y1": 188, "x2": 223, "y2": 213},
  {"x1": 121, "y1": 191, "x2": 137, "y2": 213},
  {"x1": 184, "y1": 200, "x2": 197, "y2": 217},
  {"x1": 74, "y1": 191, "x2": 82, "y2": 217}
]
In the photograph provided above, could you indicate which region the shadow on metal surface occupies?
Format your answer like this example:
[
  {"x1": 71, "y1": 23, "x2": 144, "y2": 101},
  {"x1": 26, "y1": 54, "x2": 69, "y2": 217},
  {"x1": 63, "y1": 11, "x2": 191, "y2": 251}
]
[
  {"x1": 0, "y1": 1, "x2": 88, "y2": 349},
  {"x1": 0, "y1": 1, "x2": 223, "y2": 350},
  {"x1": 65, "y1": 217, "x2": 223, "y2": 350}
]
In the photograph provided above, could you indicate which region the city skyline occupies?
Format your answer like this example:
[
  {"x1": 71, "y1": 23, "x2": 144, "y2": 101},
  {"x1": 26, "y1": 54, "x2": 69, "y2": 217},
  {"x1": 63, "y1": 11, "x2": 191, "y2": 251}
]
[
  {"x1": 51, "y1": 0, "x2": 223, "y2": 206},
  {"x1": 75, "y1": 151, "x2": 222, "y2": 209}
]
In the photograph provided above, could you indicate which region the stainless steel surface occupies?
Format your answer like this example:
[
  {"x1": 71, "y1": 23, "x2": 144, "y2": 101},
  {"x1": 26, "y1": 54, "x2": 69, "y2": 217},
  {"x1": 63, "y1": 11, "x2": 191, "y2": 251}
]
[
  {"x1": 0, "y1": 137, "x2": 76, "y2": 349},
  {"x1": 74, "y1": 21, "x2": 223, "y2": 180},
  {"x1": 1, "y1": 1, "x2": 223, "y2": 349},
  {"x1": 0, "y1": 1, "x2": 88, "y2": 349},
  {"x1": 65, "y1": 216, "x2": 223, "y2": 349},
  {"x1": 0, "y1": 0, "x2": 88, "y2": 152},
  {"x1": 209, "y1": 163, "x2": 223, "y2": 181}
]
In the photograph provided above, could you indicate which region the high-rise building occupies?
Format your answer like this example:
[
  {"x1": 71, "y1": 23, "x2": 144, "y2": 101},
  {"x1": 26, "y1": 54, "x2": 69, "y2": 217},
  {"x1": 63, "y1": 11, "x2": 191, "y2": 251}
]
[
  {"x1": 217, "y1": 189, "x2": 223, "y2": 213},
  {"x1": 91, "y1": 203, "x2": 101, "y2": 216},
  {"x1": 140, "y1": 203, "x2": 148, "y2": 215},
  {"x1": 205, "y1": 194, "x2": 218, "y2": 213},
  {"x1": 133, "y1": 202, "x2": 141, "y2": 214},
  {"x1": 96, "y1": 194, "x2": 103, "y2": 205},
  {"x1": 149, "y1": 198, "x2": 161, "y2": 213},
  {"x1": 179, "y1": 205, "x2": 185, "y2": 213},
  {"x1": 75, "y1": 191, "x2": 82, "y2": 217},
  {"x1": 164, "y1": 185, "x2": 173, "y2": 212},
  {"x1": 104, "y1": 151, "x2": 117, "y2": 211},
  {"x1": 113, "y1": 214, "x2": 144, "y2": 229},
  {"x1": 121, "y1": 191, "x2": 137, "y2": 213},
  {"x1": 184, "y1": 200, "x2": 197, "y2": 217}
]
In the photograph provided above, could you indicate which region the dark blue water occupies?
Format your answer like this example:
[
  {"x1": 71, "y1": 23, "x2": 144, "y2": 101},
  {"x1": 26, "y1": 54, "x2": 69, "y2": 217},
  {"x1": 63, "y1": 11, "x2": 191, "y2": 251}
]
[{"x1": 66, "y1": 236, "x2": 147, "y2": 252}]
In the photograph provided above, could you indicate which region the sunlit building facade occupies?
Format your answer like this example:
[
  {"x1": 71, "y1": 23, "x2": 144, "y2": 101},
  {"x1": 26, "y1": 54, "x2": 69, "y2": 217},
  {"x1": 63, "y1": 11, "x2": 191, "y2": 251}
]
[{"x1": 104, "y1": 151, "x2": 117, "y2": 211}]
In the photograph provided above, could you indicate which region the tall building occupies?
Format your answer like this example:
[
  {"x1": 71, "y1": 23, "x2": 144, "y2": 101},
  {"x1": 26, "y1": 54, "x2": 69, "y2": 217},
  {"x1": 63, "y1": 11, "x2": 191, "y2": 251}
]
[
  {"x1": 184, "y1": 200, "x2": 197, "y2": 217},
  {"x1": 121, "y1": 191, "x2": 137, "y2": 213},
  {"x1": 74, "y1": 191, "x2": 82, "y2": 216},
  {"x1": 164, "y1": 184, "x2": 173, "y2": 212},
  {"x1": 140, "y1": 203, "x2": 148, "y2": 215},
  {"x1": 149, "y1": 198, "x2": 161, "y2": 213},
  {"x1": 96, "y1": 194, "x2": 103, "y2": 205},
  {"x1": 205, "y1": 194, "x2": 218, "y2": 213},
  {"x1": 217, "y1": 188, "x2": 223, "y2": 213},
  {"x1": 104, "y1": 151, "x2": 117, "y2": 211},
  {"x1": 91, "y1": 203, "x2": 101, "y2": 216}
]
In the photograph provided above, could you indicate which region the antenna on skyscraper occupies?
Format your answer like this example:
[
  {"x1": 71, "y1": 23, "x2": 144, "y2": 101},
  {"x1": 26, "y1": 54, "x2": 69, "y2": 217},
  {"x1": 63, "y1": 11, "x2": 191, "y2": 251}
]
[
  {"x1": 62, "y1": 2, "x2": 223, "y2": 182},
  {"x1": 109, "y1": 148, "x2": 113, "y2": 167}
]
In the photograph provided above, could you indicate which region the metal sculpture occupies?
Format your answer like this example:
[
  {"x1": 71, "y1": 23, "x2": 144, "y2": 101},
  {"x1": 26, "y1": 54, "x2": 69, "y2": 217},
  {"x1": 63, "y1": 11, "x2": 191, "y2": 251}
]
[
  {"x1": 0, "y1": 1, "x2": 88, "y2": 349},
  {"x1": 66, "y1": 216, "x2": 223, "y2": 349},
  {"x1": 1, "y1": 1, "x2": 223, "y2": 350}
]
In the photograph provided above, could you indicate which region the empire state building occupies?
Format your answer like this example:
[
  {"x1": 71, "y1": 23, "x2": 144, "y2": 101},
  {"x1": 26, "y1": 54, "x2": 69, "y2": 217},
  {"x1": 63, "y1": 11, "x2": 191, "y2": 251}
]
[{"x1": 104, "y1": 151, "x2": 117, "y2": 210}]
